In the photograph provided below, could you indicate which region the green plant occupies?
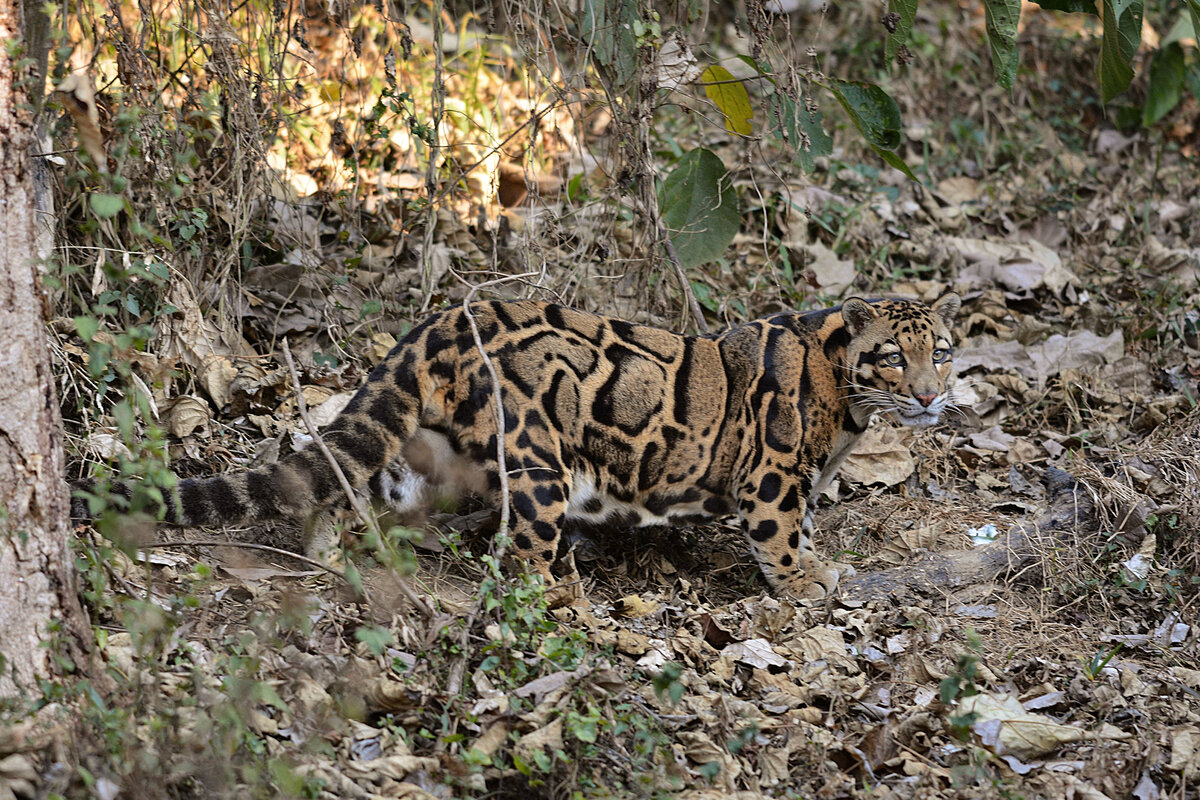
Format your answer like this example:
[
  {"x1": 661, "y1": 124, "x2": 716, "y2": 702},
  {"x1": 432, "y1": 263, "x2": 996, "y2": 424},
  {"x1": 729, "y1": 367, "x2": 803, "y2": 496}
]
[{"x1": 942, "y1": 629, "x2": 984, "y2": 741}]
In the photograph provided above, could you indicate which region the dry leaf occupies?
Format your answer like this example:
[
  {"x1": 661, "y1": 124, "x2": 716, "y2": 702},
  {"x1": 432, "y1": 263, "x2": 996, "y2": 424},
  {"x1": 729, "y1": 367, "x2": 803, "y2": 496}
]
[
  {"x1": 612, "y1": 595, "x2": 658, "y2": 618},
  {"x1": 804, "y1": 242, "x2": 857, "y2": 297},
  {"x1": 958, "y1": 693, "x2": 1128, "y2": 760},
  {"x1": 167, "y1": 395, "x2": 211, "y2": 438},
  {"x1": 54, "y1": 73, "x2": 107, "y2": 171},
  {"x1": 721, "y1": 639, "x2": 789, "y2": 671},
  {"x1": 199, "y1": 356, "x2": 238, "y2": 410},
  {"x1": 957, "y1": 329, "x2": 1125, "y2": 386},
  {"x1": 950, "y1": 237, "x2": 1079, "y2": 295},
  {"x1": 840, "y1": 426, "x2": 915, "y2": 487},
  {"x1": 513, "y1": 719, "x2": 564, "y2": 765},
  {"x1": 1167, "y1": 725, "x2": 1199, "y2": 773}
]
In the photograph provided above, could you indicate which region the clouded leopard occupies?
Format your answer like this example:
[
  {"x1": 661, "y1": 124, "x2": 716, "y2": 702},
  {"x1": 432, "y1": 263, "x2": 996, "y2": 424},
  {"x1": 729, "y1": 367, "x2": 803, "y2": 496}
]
[{"x1": 75, "y1": 294, "x2": 961, "y2": 600}]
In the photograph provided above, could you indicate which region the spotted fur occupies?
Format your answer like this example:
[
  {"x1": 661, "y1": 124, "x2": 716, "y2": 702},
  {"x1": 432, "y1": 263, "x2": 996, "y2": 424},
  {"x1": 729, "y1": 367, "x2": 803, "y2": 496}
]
[{"x1": 77, "y1": 295, "x2": 960, "y2": 599}]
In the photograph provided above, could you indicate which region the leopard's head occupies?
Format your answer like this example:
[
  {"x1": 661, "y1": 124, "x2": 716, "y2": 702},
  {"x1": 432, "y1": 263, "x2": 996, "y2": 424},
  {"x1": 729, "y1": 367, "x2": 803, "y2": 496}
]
[{"x1": 841, "y1": 294, "x2": 961, "y2": 427}]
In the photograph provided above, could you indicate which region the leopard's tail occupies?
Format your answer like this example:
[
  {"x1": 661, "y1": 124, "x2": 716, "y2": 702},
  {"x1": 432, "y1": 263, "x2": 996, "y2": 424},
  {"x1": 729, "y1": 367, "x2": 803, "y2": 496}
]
[{"x1": 73, "y1": 361, "x2": 422, "y2": 527}]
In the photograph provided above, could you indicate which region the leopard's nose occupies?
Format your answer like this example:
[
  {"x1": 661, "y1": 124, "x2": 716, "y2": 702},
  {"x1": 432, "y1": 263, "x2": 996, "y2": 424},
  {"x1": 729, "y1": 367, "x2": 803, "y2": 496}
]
[{"x1": 914, "y1": 392, "x2": 937, "y2": 408}]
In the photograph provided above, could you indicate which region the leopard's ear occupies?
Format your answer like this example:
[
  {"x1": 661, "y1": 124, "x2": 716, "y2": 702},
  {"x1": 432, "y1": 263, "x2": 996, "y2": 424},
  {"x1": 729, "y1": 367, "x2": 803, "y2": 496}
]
[
  {"x1": 841, "y1": 297, "x2": 877, "y2": 337},
  {"x1": 932, "y1": 292, "x2": 962, "y2": 329}
]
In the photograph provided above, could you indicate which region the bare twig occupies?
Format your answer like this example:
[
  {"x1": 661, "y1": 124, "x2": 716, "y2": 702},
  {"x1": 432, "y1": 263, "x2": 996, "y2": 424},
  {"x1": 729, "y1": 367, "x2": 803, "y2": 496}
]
[
  {"x1": 656, "y1": 217, "x2": 709, "y2": 334},
  {"x1": 280, "y1": 338, "x2": 435, "y2": 617},
  {"x1": 444, "y1": 271, "x2": 537, "y2": 700},
  {"x1": 459, "y1": 275, "x2": 538, "y2": 548},
  {"x1": 419, "y1": 0, "x2": 447, "y2": 311},
  {"x1": 142, "y1": 540, "x2": 352, "y2": 583}
]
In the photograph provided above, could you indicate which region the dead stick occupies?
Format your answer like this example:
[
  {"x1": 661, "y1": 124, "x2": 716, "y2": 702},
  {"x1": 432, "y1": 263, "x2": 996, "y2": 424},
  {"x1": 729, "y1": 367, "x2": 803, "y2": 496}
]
[
  {"x1": 444, "y1": 272, "x2": 537, "y2": 699},
  {"x1": 143, "y1": 540, "x2": 352, "y2": 583},
  {"x1": 837, "y1": 468, "x2": 1093, "y2": 603},
  {"x1": 653, "y1": 212, "x2": 708, "y2": 335},
  {"x1": 279, "y1": 339, "x2": 435, "y2": 617}
]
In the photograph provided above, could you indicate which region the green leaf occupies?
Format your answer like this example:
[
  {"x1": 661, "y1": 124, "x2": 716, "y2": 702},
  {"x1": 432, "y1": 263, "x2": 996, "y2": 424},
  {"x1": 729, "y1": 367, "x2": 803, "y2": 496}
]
[
  {"x1": 74, "y1": 316, "x2": 99, "y2": 342},
  {"x1": 827, "y1": 80, "x2": 915, "y2": 179},
  {"x1": 256, "y1": 681, "x2": 289, "y2": 711},
  {"x1": 983, "y1": 0, "x2": 1021, "y2": 89},
  {"x1": 1143, "y1": 43, "x2": 1186, "y2": 126},
  {"x1": 767, "y1": 91, "x2": 833, "y2": 173},
  {"x1": 581, "y1": 0, "x2": 638, "y2": 88},
  {"x1": 89, "y1": 193, "x2": 124, "y2": 219},
  {"x1": 658, "y1": 148, "x2": 740, "y2": 269},
  {"x1": 885, "y1": 0, "x2": 919, "y2": 64},
  {"x1": 1189, "y1": 1, "x2": 1200, "y2": 48},
  {"x1": 701, "y1": 64, "x2": 754, "y2": 136},
  {"x1": 355, "y1": 625, "x2": 393, "y2": 656},
  {"x1": 1029, "y1": 0, "x2": 1098, "y2": 14},
  {"x1": 874, "y1": 147, "x2": 918, "y2": 181},
  {"x1": 828, "y1": 80, "x2": 902, "y2": 150},
  {"x1": 1187, "y1": 61, "x2": 1200, "y2": 103},
  {"x1": 268, "y1": 759, "x2": 306, "y2": 795},
  {"x1": 1098, "y1": 0, "x2": 1144, "y2": 103},
  {"x1": 735, "y1": 54, "x2": 771, "y2": 78}
]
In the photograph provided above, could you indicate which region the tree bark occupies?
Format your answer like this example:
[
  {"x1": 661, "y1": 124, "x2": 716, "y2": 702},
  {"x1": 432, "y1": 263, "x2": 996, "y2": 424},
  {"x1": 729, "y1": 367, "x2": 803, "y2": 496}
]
[{"x1": 0, "y1": 0, "x2": 92, "y2": 703}]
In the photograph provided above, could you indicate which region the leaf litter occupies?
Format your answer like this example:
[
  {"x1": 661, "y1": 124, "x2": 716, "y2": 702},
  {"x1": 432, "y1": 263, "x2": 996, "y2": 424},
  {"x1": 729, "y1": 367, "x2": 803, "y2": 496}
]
[{"x1": 38, "y1": 4, "x2": 1200, "y2": 800}]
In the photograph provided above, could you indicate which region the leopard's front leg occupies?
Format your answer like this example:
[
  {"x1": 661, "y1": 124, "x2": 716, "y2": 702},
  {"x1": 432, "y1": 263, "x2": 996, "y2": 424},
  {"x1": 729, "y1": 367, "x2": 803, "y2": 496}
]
[{"x1": 736, "y1": 469, "x2": 854, "y2": 599}]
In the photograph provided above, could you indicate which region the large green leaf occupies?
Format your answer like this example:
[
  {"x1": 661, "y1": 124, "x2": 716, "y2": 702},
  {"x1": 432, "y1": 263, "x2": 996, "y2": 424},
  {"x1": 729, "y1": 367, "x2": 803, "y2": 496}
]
[
  {"x1": 1143, "y1": 42, "x2": 1185, "y2": 126},
  {"x1": 884, "y1": 0, "x2": 919, "y2": 65},
  {"x1": 659, "y1": 148, "x2": 740, "y2": 269},
  {"x1": 701, "y1": 64, "x2": 753, "y2": 136},
  {"x1": 581, "y1": 0, "x2": 638, "y2": 88},
  {"x1": 767, "y1": 91, "x2": 832, "y2": 173},
  {"x1": 1098, "y1": 0, "x2": 1143, "y2": 102},
  {"x1": 827, "y1": 80, "x2": 915, "y2": 179},
  {"x1": 1029, "y1": 0, "x2": 1098, "y2": 14},
  {"x1": 983, "y1": 0, "x2": 1021, "y2": 89},
  {"x1": 89, "y1": 193, "x2": 124, "y2": 219},
  {"x1": 1190, "y1": 0, "x2": 1200, "y2": 45},
  {"x1": 828, "y1": 80, "x2": 901, "y2": 150},
  {"x1": 1187, "y1": 61, "x2": 1200, "y2": 104}
]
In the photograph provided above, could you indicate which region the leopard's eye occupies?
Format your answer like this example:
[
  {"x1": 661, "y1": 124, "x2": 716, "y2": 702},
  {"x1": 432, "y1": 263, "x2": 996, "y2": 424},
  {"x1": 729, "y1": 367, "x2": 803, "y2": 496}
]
[
  {"x1": 880, "y1": 352, "x2": 905, "y2": 368},
  {"x1": 932, "y1": 348, "x2": 951, "y2": 363}
]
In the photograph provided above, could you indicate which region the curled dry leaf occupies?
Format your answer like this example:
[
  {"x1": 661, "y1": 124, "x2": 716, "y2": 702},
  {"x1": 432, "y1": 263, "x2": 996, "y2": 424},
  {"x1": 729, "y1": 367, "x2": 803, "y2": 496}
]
[
  {"x1": 612, "y1": 594, "x2": 658, "y2": 618},
  {"x1": 167, "y1": 395, "x2": 211, "y2": 439},
  {"x1": 54, "y1": 73, "x2": 107, "y2": 171},
  {"x1": 721, "y1": 639, "x2": 789, "y2": 671},
  {"x1": 957, "y1": 692, "x2": 1129, "y2": 761},
  {"x1": 199, "y1": 356, "x2": 238, "y2": 410},
  {"x1": 840, "y1": 426, "x2": 915, "y2": 487}
]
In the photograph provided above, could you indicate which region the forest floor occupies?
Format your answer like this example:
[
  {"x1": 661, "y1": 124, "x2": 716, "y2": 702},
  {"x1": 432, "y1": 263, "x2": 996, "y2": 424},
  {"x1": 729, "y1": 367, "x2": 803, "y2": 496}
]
[{"x1": 14, "y1": 2, "x2": 1200, "y2": 799}]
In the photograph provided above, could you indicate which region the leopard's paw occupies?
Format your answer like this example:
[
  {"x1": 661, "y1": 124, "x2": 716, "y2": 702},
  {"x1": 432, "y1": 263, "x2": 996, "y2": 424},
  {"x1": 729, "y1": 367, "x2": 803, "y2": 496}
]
[{"x1": 784, "y1": 556, "x2": 854, "y2": 600}]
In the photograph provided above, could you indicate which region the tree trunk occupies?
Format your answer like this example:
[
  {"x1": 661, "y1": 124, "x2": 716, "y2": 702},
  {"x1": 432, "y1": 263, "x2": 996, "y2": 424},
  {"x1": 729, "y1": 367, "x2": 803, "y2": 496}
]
[{"x1": 0, "y1": 0, "x2": 92, "y2": 703}]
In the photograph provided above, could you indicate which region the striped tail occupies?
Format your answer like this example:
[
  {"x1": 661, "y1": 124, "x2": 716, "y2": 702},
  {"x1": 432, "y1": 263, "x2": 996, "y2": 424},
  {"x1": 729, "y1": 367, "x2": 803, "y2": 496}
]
[{"x1": 73, "y1": 368, "x2": 421, "y2": 528}]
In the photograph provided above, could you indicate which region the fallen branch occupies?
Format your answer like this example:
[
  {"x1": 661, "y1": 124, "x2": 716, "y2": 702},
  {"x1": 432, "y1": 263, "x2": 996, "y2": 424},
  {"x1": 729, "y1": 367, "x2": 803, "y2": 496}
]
[
  {"x1": 144, "y1": 539, "x2": 352, "y2": 583},
  {"x1": 837, "y1": 467, "x2": 1095, "y2": 604}
]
